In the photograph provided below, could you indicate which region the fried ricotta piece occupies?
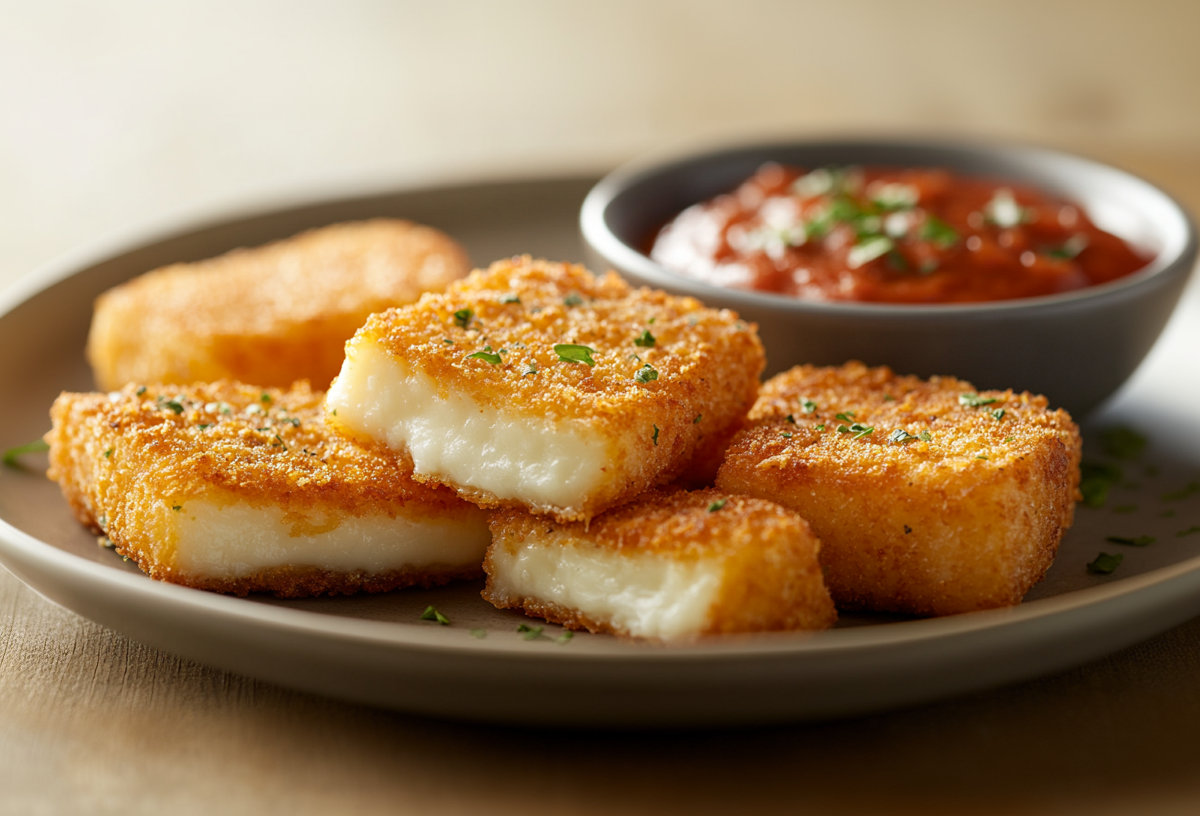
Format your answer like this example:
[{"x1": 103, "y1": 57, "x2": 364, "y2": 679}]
[
  {"x1": 87, "y1": 219, "x2": 471, "y2": 391},
  {"x1": 326, "y1": 256, "x2": 765, "y2": 523},
  {"x1": 715, "y1": 362, "x2": 1082, "y2": 617},
  {"x1": 483, "y1": 488, "x2": 836, "y2": 639},
  {"x1": 47, "y1": 381, "x2": 490, "y2": 597}
]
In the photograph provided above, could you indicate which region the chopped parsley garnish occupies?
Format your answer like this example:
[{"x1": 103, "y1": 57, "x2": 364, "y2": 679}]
[
  {"x1": 707, "y1": 499, "x2": 727, "y2": 512},
  {"x1": 3, "y1": 438, "x2": 50, "y2": 466},
  {"x1": 171, "y1": 505, "x2": 183, "y2": 512},
  {"x1": 883, "y1": 394, "x2": 895, "y2": 402},
  {"x1": 260, "y1": 392, "x2": 271, "y2": 403},
  {"x1": 517, "y1": 623, "x2": 544, "y2": 641},
  {"x1": 786, "y1": 415, "x2": 796, "y2": 424},
  {"x1": 652, "y1": 425, "x2": 660, "y2": 446},
  {"x1": 991, "y1": 409, "x2": 1006, "y2": 421},
  {"x1": 1087, "y1": 552, "x2": 1123, "y2": 574},
  {"x1": 693, "y1": 414, "x2": 702, "y2": 424},
  {"x1": 280, "y1": 417, "x2": 301, "y2": 427},
  {"x1": 1163, "y1": 481, "x2": 1200, "y2": 502},
  {"x1": 420, "y1": 605, "x2": 450, "y2": 625},
  {"x1": 521, "y1": 363, "x2": 538, "y2": 377},
  {"x1": 814, "y1": 424, "x2": 826, "y2": 432},
  {"x1": 1099, "y1": 426, "x2": 1147, "y2": 460},
  {"x1": 633, "y1": 330, "x2": 656, "y2": 348},
  {"x1": 1106, "y1": 535, "x2": 1155, "y2": 547},
  {"x1": 1045, "y1": 234, "x2": 1089, "y2": 261},
  {"x1": 1004, "y1": 436, "x2": 1014, "y2": 443},
  {"x1": 801, "y1": 399, "x2": 818, "y2": 413},
  {"x1": 976, "y1": 455, "x2": 988, "y2": 460},
  {"x1": 1081, "y1": 462, "x2": 1122, "y2": 508},
  {"x1": 467, "y1": 350, "x2": 502, "y2": 365},
  {"x1": 563, "y1": 293, "x2": 584, "y2": 307},
  {"x1": 919, "y1": 431, "x2": 932, "y2": 442},
  {"x1": 554, "y1": 344, "x2": 596, "y2": 366},
  {"x1": 919, "y1": 214, "x2": 960, "y2": 248},
  {"x1": 453, "y1": 308, "x2": 473, "y2": 329},
  {"x1": 847, "y1": 235, "x2": 894, "y2": 269},
  {"x1": 271, "y1": 434, "x2": 287, "y2": 448},
  {"x1": 959, "y1": 393, "x2": 998, "y2": 408},
  {"x1": 470, "y1": 629, "x2": 488, "y2": 639},
  {"x1": 888, "y1": 429, "x2": 920, "y2": 445},
  {"x1": 838, "y1": 423, "x2": 874, "y2": 439},
  {"x1": 443, "y1": 338, "x2": 454, "y2": 345},
  {"x1": 780, "y1": 431, "x2": 793, "y2": 438},
  {"x1": 501, "y1": 294, "x2": 521, "y2": 304},
  {"x1": 834, "y1": 411, "x2": 856, "y2": 422},
  {"x1": 135, "y1": 386, "x2": 147, "y2": 396},
  {"x1": 163, "y1": 399, "x2": 185, "y2": 415},
  {"x1": 1177, "y1": 526, "x2": 1200, "y2": 538},
  {"x1": 104, "y1": 448, "x2": 113, "y2": 458},
  {"x1": 556, "y1": 631, "x2": 574, "y2": 645},
  {"x1": 634, "y1": 364, "x2": 659, "y2": 383}
]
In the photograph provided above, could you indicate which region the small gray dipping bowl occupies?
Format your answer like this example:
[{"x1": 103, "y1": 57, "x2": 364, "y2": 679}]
[{"x1": 581, "y1": 139, "x2": 1198, "y2": 418}]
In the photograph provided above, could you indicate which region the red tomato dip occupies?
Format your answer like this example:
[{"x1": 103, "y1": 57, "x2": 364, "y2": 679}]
[{"x1": 649, "y1": 164, "x2": 1149, "y2": 303}]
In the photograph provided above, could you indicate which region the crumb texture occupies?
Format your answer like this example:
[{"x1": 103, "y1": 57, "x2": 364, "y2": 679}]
[{"x1": 716, "y1": 361, "x2": 1081, "y2": 616}]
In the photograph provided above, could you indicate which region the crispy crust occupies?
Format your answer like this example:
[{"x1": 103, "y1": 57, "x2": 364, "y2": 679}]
[
  {"x1": 715, "y1": 361, "x2": 1082, "y2": 616},
  {"x1": 482, "y1": 488, "x2": 836, "y2": 638},
  {"x1": 338, "y1": 257, "x2": 764, "y2": 520},
  {"x1": 48, "y1": 381, "x2": 485, "y2": 597},
  {"x1": 87, "y1": 219, "x2": 471, "y2": 390}
]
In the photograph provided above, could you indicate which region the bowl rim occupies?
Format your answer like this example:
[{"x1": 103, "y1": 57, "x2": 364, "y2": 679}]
[{"x1": 580, "y1": 136, "x2": 1199, "y2": 318}]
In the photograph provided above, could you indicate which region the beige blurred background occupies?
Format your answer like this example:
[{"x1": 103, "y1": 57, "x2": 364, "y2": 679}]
[{"x1": 2, "y1": 0, "x2": 1199, "y2": 287}]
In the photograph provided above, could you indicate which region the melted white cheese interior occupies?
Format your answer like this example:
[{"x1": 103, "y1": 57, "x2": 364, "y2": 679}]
[
  {"x1": 489, "y1": 540, "x2": 724, "y2": 639},
  {"x1": 326, "y1": 339, "x2": 609, "y2": 513},
  {"x1": 171, "y1": 499, "x2": 490, "y2": 579}
]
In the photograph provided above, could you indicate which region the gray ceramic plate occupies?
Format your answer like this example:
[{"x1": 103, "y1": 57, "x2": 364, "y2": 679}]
[{"x1": 1, "y1": 177, "x2": 1199, "y2": 727}]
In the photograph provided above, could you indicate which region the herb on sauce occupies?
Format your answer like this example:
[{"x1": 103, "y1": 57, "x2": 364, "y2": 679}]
[
  {"x1": 634, "y1": 364, "x2": 659, "y2": 383},
  {"x1": 420, "y1": 606, "x2": 450, "y2": 625},
  {"x1": 1080, "y1": 462, "x2": 1122, "y2": 507},
  {"x1": 1106, "y1": 535, "x2": 1155, "y2": 547},
  {"x1": 633, "y1": 330, "x2": 656, "y2": 348},
  {"x1": 847, "y1": 235, "x2": 894, "y2": 269},
  {"x1": 708, "y1": 499, "x2": 727, "y2": 513},
  {"x1": 919, "y1": 214, "x2": 959, "y2": 248},
  {"x1": 1087, "y1": 552, "x2": 1123, "y2": 574},
  {"x1": 554, "y1": 344, "x2": 596, "y2": 366}
]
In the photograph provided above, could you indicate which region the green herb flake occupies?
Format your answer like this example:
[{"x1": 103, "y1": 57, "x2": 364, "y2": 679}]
[
  {"x1": 260, "y1": 392, "x2": 271, "y2": 403},
  {"x1": 991, "y1": 409, "x2": 1006, "y2": 421},
  {"x1": 919, "y1": 214, "x2": 960, "y2": 248},
  {"x1": 1106, "y1": 535, "x2": 1155, "y2": 547},
  {"x1": 331, "y1": 409, "x2": 337, "y2": 417},
  {"x1": 814, "y1": 424, "x2": 826, "y2": 432},
  {"x1": 467, "y1": 350, "x2": 503, "y2": 365},
  {"x1": 420, "y1": 605, "x2": 450, "y2": 625},
  {"x1": 634, "y1": 364, "x2": 659, "y2": 384},
  {"x1": 959, "y1": 393, "x2": 998, "y2": 408},
  {"x1": 1163, "y1": 481, "x2": 1200, "y2": 502},
  {"x1": 652, "y1": 425, "x2": 660, "y2": 446},
  {"x1": 517, "y1": 623, "x2": 544, "y2": 641},
  {"x1": 785, "y1": 414, "x2": 796, "y2": 424},
  {"x1": 469, "y1": 629, "x2": 488, "y2": 639},
  {"x1": 847, "y1": 235, "x2": 894, "y2": 269},
  {"x1": 883, "y1": 395, "x2": 896, "y2": 402},
  {"x1": 1177, "y1": 526, "x2": 1200, "y2": 538},
  {"x1": 443, "y1": 338, "x2": 454, "y2": 345},
  {"x1": 2, "y1": 439, "x2": 50, "y2": 466},
  {"x1": 104, "y1": 448, "x2": 113, "y2": 458},
  {"x1": 633, "y1": 330, "x2": 656, "y2": 348},
  {"x1": 1099, "y1": 426, "x2": 1147, "y2": 460},
  {"x1": 888, "y1": 428, "x2": 920, "y2": 445},
  {"x1": 501, "y1": 294, "x2": 521, "y2": 304},
  {"x1": 554, "y1": 344, "x2": 596, "y2": 366},
  {"x1": 1004, "y1": 436, "x2": 1014, "y2": 443},
  {"x1": 521, "y1": 363, "x2": 538, "y2": 377},
  {"x1": 171, "y1": 505, "x2": 183, "y2": 512},
  {"x1": 780, "y1": 431, "x2": 793, "y2": 438},
  {"x1": 838, "y1": 422, "x2": 874, "y2": 439},
  {"x1": 976, "y1": 455, "x2": 989, "y2": 460},
  {"x1": 563, "y1": 293, "x2": 584, "y2": 307},
  {"x1": 556, "y1": 631, "x2": 574, "y2": 645},
  {"x1": 1087, "y1": 552, "x2": 1124, "y2": 574},
  {"x1": 802, "y1": 399, "x2": 818, "y2": 414},
  {"x1": 135, "y1": 386, "x2": 147, "y2": 396},
  {"x1": 708, "y1": 499, "x2": 727, "y2": 513},
  {"x1": 919, "y1": 431, "x2": 932, "y2": 442},
  {"x1": 834, "y1": 411, "x2": 856, "y2": 422},
  {"x1": 693, "y1": 414, "x2": 702, "y2": 424},
  {"x1": 453, "y1": 308, "x2": 473, "y2": 329},
  {"x1": 163, "y1": 399, "x2": 185, "y2": 415}
]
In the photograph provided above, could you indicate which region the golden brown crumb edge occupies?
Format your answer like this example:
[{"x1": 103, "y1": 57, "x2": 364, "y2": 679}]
[
  {"x1": 482, "y1": 488, "x2": 837, "y2": 639},
  {"x1": 47, "y1": 381, "x2": 487, "y2": 598},
  {"x1": 329, "y1": 256, "x2": 765, "y2": 521},
  {"x1": 715, "y1": 362, "x2": 1081, "y2": 617},
  {"x1": 87, "y1": 219, "x2": 471, "y2": 391}
]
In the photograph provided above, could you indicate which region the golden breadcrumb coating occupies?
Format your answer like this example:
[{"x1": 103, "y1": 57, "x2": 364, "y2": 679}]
[
  {"x1": 329, "y1": 256, "x2": 764, "y2": 521},
  {"x1": 715, "y1": 362, "x2": 1081, "y2": 616},
  {"x1": 87, "y1": 219, "x2": 471, "y2": 391},
  {"x1": 483, "y1": 488, "x2": 836, "y2": 639},
  {"x1": 47, "y1": 381, "x2": 487, "y2": 597}
]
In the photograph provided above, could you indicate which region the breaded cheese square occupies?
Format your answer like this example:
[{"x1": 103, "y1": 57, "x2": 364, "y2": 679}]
[
  {"x1": 47, "y1": 381, "x2": 490, "y2": 597},
  {"x1": 87, "y1": 219, "x2": 471, "y2": 391},
  {"x1": 715, "y1": 362, "x2": 1081, "y2": 617},
  {"x1": 483, "y1": 488, "x2": 836, "y2": 639},
  {"x1": 325, "y1": 257, "x2": 765, "y2": 522}
]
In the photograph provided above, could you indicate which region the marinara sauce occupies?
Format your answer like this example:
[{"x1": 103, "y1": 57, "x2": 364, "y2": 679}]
[{"x1": 649, "y1": 163, "x2": 1148, "y2": 304}]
